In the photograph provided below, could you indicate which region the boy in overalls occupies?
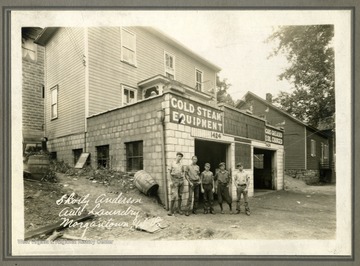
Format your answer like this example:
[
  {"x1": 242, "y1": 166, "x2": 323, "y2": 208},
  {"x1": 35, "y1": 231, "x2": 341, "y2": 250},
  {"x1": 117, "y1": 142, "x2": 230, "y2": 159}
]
[{"x1": 215, "y1": 162, "x2": 233, "y2": 214}]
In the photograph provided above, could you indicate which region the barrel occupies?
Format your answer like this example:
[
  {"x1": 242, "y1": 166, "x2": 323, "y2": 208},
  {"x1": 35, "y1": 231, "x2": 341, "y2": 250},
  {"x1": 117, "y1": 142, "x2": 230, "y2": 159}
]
[
  {"x1": 134, "y1": 170, "x2": 159, "y2": 196},
  {"x1": 27, "y1": 154, "x2": 50, "y2": 180}
]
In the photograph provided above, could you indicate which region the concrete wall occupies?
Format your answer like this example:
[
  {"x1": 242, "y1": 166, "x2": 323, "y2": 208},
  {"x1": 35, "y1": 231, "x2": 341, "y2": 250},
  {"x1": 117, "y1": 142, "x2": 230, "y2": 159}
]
[
  {"x1": 47, "y1": 133, "x2": 85, "y2": 164},
  {"x1": 86, "y1": 95, "x2": 165, "y2": 200}
]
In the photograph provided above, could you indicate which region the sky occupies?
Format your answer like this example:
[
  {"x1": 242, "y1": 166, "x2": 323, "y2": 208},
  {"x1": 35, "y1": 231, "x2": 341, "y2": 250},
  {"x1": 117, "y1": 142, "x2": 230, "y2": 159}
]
[
  {"x1": 25, "y1": 10, "x2": 346, "y2": 102},
  {"x1": 147, "y1": 12, "x2": 294, "y2": 102}
]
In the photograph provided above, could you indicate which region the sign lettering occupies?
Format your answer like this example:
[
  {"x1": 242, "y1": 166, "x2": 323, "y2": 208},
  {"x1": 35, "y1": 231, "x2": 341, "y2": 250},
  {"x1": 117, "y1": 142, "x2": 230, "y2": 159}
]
[
  {"x1": 265, "y1": 127, "x2": 283, "y2": 145},
  {"x1": 170, "y1": 95, "x2": 223, "y2": 133}
]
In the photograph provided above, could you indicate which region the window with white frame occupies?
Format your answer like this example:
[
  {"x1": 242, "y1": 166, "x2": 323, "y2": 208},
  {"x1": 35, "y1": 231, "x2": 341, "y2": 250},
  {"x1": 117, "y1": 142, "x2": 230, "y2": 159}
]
[
  {"x1": 195, "y1": 69, "x2": 203, "y2": 91},
  {"x1": 122, "y1": 85, "x2": 137, "y2": 106},
  {"x1": 164, "y1": 51, "x2": 175, "y2": 79},
  {"x1": 310, "y1": 139, "x2": 316, "y2": 157},
  {"x1": 121, "y1": 28, "x2": 136, "y2": 66},
  {"x1": 50, "y1": 85, "x2": 58, "y2": 119}
]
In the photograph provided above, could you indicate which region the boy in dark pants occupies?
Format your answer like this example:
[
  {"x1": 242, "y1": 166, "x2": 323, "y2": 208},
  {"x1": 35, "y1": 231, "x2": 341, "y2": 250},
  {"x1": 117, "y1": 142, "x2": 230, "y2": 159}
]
[
  {"x1": 200, "y1": 163, "x2": 215, "y2": 214},
  {"x1": 215, "y1": 162, "x2": 233, "y2": 214}
]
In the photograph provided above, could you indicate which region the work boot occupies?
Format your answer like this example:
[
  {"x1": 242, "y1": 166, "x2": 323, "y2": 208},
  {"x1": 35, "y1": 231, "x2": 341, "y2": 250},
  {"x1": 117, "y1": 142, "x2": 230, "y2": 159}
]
[
  {"x1": 185, "y1": 211, "x2": 190, "y2": 216},
  {"x1": 210, "y1": 209, "x2": 215, "y2": 215},
  {"x1": 229, "y1": 204, "x2": 233, "y2": 214},
  {"x1": 167, "y1": 200, "x2": 175, "y2": 216},
  {"x1": 192, "y1": 209, "x2": 197, "y2": 215},
  {"x1": 220, "y1": 204, "x2": 224, "y2": 214},
  {"x1": 246, "y1": 210, "x2": 251, "y2": 216},
  {"x1": 236, "y1": 210, "x2": 240, "y2": 214}
]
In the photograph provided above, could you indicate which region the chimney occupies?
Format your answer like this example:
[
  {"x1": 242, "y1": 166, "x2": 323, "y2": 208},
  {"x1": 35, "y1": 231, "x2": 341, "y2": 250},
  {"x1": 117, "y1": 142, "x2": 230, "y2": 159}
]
[{"x1": 266, "y1": 93, "x2": 272, "y2": 103}]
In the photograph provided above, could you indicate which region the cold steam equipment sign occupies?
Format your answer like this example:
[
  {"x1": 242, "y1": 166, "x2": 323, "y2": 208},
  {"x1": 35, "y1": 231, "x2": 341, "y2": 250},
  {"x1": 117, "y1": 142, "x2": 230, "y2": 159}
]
[{"x1": 169, "y1": 95, "x2": 223, "y2": 133}]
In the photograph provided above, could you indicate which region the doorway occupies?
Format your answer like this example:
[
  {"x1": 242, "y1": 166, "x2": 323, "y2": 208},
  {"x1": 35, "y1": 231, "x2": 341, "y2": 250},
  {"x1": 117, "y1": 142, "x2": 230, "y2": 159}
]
[
  {"x1": 253, "y1": 148, "x2": 276, "y2": 190},
  {"x1": 195, "y1": 139, "x2": 228, "y2": 174},
  {"x1": 195, "y1": 139, "x2": 230, "y2": 207}
]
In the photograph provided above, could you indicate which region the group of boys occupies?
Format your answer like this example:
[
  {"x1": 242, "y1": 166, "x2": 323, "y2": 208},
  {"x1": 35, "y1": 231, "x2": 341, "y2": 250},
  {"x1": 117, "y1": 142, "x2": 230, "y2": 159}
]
[{"x1": 168, "y1": 152, "x2": 251, "y2": 217}]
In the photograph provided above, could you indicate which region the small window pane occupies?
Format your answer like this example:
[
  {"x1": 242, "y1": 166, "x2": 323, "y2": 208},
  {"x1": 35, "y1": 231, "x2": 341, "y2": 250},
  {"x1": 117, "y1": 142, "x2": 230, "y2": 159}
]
[
  {"x1": 126, "y1": 141, "x2": 143, "y2": 172},
  {"x1": 51, "y1": 87, "x2": 58, "y2": 119},
  {"x1": 122, "y1": 29, "x2": 135, "y2": 50}
]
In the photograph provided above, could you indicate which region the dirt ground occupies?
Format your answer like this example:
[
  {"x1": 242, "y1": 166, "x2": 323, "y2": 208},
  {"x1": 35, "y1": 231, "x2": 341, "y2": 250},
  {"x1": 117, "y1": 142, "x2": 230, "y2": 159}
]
[{"x1": 24, "y1": 172, "x2": 336, "y2": 240}]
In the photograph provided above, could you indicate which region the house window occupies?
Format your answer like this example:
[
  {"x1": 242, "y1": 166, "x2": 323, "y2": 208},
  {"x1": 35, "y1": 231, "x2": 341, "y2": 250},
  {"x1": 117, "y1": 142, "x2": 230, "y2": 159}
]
[
  {"x1": 50, "y1": 85, "x2": 58, "y2": 119},
  {"x1": 97, "y1": 145, "x2": 110, "y2": 168},
  {"x1": 144, "y1": 86, "x2": 159, "y2": 99},
  {"x1": 164, "y1": 51, "x2": 175, "y2": 79},
  {"x1": 121, "y1": 28, "x2": 136, "y2": 66},
  {"x1": 22, "y1": 37, "x2": 37, "y2": 61},
  {"x1": 195, "y1": 69, "x2": 203, "y2": 91},
  {"x1": 321, "y1": 143, "x2": 329, "y2": 160},
  {"x1": 310, "y1": 139, "x2": 316, "y2": 157},
  {"x1": 126, "y1": 141, "x2": 143, "y2": 172},
  {"x1": 73, "y1": 148, "x2": 83, "y2": 165},
  {"x1": 122, "y1": 85, "x2": 137, "y2": 106}
]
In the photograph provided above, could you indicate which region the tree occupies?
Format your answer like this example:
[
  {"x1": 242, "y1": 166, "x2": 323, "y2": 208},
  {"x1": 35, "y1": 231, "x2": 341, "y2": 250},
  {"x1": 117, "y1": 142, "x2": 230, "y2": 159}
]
[
  {"x1": 216, "y1": 75, "x2": 236, "y2": 106},
  {"x1": 267, "y1": 25, "x2": 335, "y2": 128}
]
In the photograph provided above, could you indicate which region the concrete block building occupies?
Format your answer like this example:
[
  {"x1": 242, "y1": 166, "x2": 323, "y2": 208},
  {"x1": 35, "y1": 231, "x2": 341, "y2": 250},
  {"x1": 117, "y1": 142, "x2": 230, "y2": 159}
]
[{"x1": 35, "y1": 27, "x2": 285, "y2": 206}]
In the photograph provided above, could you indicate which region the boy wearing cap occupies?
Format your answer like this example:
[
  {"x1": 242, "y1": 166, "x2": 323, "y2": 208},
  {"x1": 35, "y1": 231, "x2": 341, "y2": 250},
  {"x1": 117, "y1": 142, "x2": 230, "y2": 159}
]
[
  {"x1": 200, "y1": 163, "x2": 215, "y2": 214},
  {"x1": 233, "y1": 163, "x2": 251, "y2": 215},
  {"x1": 168, "y1": 152, "x2": 185, "y2": 216},
  {"x1": 184, "y1": 156, "x2": 201, "y2": 216},
  {"x1": 215, "y1": 162, "x2": 233, "y2": 214}
]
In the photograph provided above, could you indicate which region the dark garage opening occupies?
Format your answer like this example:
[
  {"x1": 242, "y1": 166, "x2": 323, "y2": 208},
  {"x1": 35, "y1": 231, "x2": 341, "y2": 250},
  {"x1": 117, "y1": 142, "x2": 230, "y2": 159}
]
[
  {"x1": 195, "y1": 139, "x2": 228, "y2": 174},
  {"x1": 195, "y1": 139, "x2": 229, "y2": 206},
  {"x1": 253, "y1": 148, "x2": 276, "y2": 190}
]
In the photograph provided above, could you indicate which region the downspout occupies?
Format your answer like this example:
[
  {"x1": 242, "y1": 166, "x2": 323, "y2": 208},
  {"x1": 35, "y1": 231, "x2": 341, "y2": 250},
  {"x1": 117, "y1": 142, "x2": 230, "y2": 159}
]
[
  {"x1": 84, "y1": 28, "x2": 89, "y2": 152},
  {"x1": 304, "y1": 127, "x2": 307, "y2": 170},
  {"x1": 159, "y1": 109, "x2": 169, "y2": 210}
]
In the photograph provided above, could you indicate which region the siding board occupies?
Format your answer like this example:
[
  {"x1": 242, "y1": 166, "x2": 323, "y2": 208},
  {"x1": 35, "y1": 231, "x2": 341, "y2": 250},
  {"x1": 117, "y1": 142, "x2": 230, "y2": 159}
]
[
  {"x1": 88, "y1": 27, "x2": 217, "y2": 116},
  {"x1": 245, "y1": 98, "x2": 306, "y2": 170},
  {"x1": 45, "y1": 28, "x2": 85, "y2": 139}
]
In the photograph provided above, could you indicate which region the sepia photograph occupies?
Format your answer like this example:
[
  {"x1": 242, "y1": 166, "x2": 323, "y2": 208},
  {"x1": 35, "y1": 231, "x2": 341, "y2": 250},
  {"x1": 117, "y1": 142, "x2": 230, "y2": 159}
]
[{"x1": 8, "y1": 9, "x2": 352, "y2": 257}]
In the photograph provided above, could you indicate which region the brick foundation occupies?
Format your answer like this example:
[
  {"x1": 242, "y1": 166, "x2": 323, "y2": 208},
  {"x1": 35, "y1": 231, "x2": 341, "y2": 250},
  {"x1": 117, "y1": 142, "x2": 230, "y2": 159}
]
[{"x1": 285, "y1": 169, "x2": 320, "y2": 184}]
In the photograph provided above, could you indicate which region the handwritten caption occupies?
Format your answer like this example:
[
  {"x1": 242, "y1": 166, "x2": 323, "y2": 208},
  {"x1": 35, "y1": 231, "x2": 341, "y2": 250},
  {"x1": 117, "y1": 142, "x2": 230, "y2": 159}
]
[{"x1": 19, "y1": 192, "x2": 163, "y2": 244}]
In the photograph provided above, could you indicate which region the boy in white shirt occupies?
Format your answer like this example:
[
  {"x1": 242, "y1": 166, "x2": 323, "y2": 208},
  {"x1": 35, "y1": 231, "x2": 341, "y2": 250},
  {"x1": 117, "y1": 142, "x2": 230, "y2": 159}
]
[{"x1": 233, "y1": 162, "x2": 251, "y2": 216}]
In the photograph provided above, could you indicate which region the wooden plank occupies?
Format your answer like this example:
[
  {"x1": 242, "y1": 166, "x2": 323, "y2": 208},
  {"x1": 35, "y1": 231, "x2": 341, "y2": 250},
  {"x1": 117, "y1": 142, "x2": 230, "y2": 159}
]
[
  {"x1": 61, "y1": 233, "x2": 88, "y2": 241},
  {"x1": 46, "y1": 230, "x2": 63, "y2": 241},
  {"x1": 74, "y1": 152, "x2": 90, "y2": 169},
  {"x1": 24, "y1": 213, "x2": 94, "y2": 240}
]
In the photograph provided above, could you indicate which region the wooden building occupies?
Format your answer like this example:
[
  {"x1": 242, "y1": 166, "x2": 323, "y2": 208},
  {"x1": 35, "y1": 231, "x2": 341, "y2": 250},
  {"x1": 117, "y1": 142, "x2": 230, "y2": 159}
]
[
  {"x1": 35, "y1": 27, "x2": 285, "y2": 207},
  {"x1": 237, "y1": 91, "x2": 333, "y2": 183}
]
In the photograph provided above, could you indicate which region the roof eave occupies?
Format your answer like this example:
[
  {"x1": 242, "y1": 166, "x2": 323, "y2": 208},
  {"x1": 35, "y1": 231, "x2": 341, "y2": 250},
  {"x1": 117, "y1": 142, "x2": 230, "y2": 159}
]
[
  {"x1": 144, "y1": 27, "x2": 222, "y2": 72},
  {"x1": 241, "y1": 91, "x2": 329, "y2": 137},
  {"x1": 34, "y1": 27, "x2": 59, "y2": 46}
]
